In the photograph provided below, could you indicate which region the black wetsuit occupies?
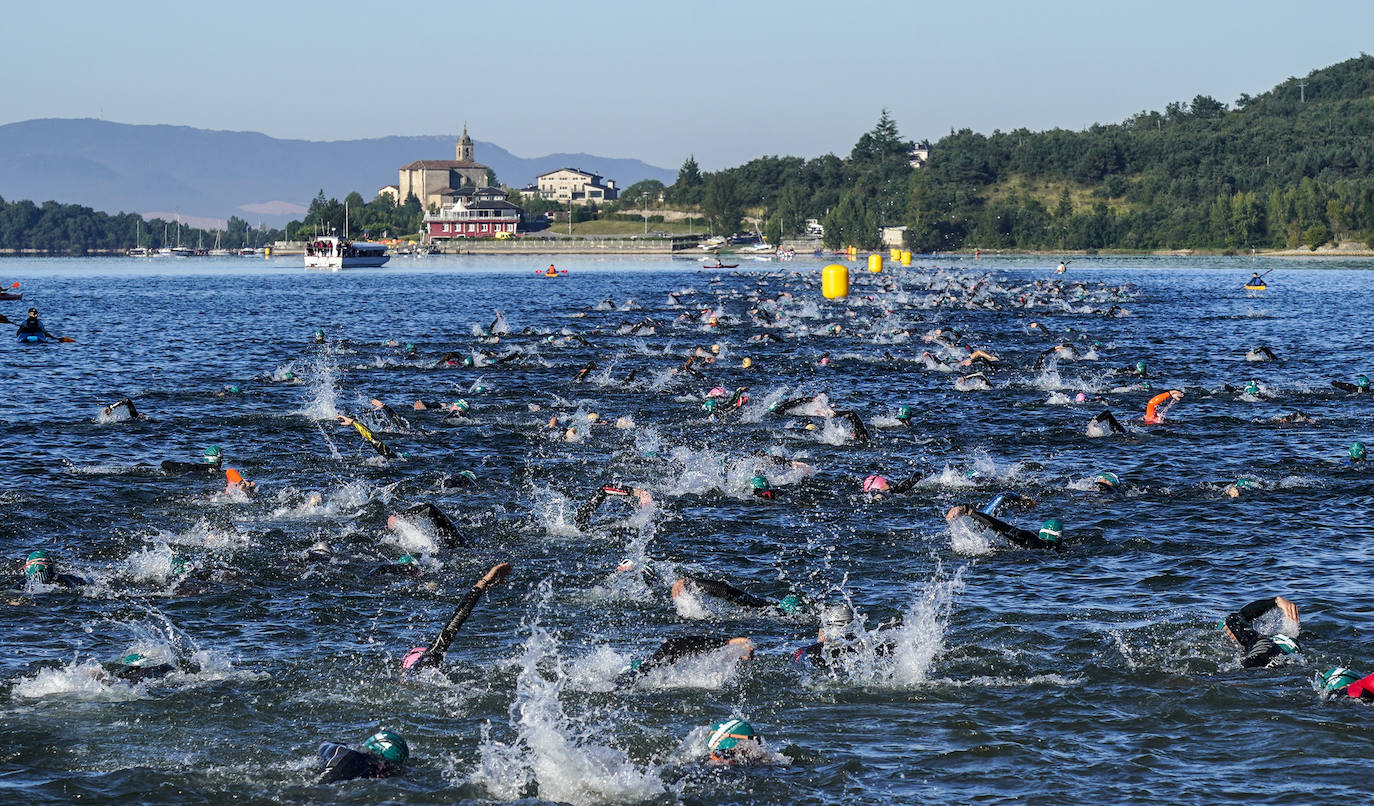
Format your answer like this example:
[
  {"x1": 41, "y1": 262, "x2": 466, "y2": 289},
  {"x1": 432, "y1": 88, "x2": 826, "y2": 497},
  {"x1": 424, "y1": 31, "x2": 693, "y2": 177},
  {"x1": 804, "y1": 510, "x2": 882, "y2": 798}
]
[
  {"x1": 396, "y1": 502, "x2": 464, "y2": 547},
  {"x1": 963, "y1": 510, "x2": 1059, "y2": 551},
  {"x1": 104, "y1": 398, "x2": 140, "y2": 419},
  {"x1": 316, "y1": 743, "x2": 401, "y2": 783},
  {"x1": 574, "y1": 485, "x2": 637, "y2": 530},
  {"x1": 832, "y1": 410, "x2": 871, "y2": 443},
  {"x1": 111, "y1": 662, "x2": 177, "y2": 682},
  {"x1": 347, "y1": 419, "x2": 397, "y2": 459},
  {"x1": 160, "y1": 459, "x2": 222, "y2": 475},
  {"x1": 13, "y1": 571, "x2": 87, "y2": 589},
  {"x1": 673, "y1": 574, "x2": 773, "y2": 609},
  {"x1": 869, "y1": 473, "x2": 924, "y2": 499},
  {"x1": 373, "y1": 404, "x2": 409, "y2": 430},
  {"x1": 1223, "y1": 598, "x2": 1299, "y2": 668},
  {"x1": 1088, "y1": 410, "x2": 1127, "y2": 435},
  {"x1": 405, "y1": 581, "x2": 491, "y2": 671},
  {"x1": 1331, "y1": 381, "x2": 1369, "y2": 394},
  {"x1": 792, "y1": 636, "x2": 896, "y2": 669},
  {"x1": 617, "y1": 635, "x2": 740, "y2": 687}
]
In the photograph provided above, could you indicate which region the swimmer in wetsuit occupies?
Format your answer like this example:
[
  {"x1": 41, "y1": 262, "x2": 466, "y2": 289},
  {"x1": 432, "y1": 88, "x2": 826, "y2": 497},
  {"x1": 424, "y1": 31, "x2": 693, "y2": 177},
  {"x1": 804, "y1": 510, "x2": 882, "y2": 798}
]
[
  {"x1": 1331, "y1": 374, "x2": 1370, "y2": 395},
  {"x1": 862, "y1": 472, "x2": 924, "y2": 500},
  {"x1": 574, "y1": 484, "x2": 654, "y2": 530},
  {"x1": 13, "y1": 550, "x2": 87, "y2": 589},
  {"x1": 161, "y1": 445, "x2": 223, "y2": 475},
  {"x1": 388, "y1": 502, "x2": 465, "y2": 547},
  {"x1": 101, "y1": 398, "x2": 142, "y2": 421},
  {"x1": 316, "y1": 730, "x2": 408, "y2": 783},
  {"x1": 1219, "y1": 596, "x2": 1300, "y2": 668},
  {"x1": 337, "y1": 415, "x2": 398, "y2": 459},
  {"x1": 1143, "y1": 389, "x2": 1184, "y2": 424},
  {"x1": 1087, "y1": 410, "x2": 1127, "y2": 436},
  {"x1": 945, "y1": 497, "x2": 1062, "y2": 551},
  {"x1": 1317, "y1": 667, "x2": 1374, "y2": 703},
  {"x1": 402, "y1": 562, "x2": 511, "y2": 671},
  {"x1": 616, "y1": 635, "x2": 754, "y2": 688},
  {"x1": 792, "y1": 603, "x2": 900, "y2": 669},
  {"x1": 1245, "y1": 345, "x2": 1277, "y2": 362},
  {"x1": 368, "y1": 399, "x2": 410, "y2": 430},
  {"x1": 616, "y1": 559, "x2": 800, "y2": 614}
]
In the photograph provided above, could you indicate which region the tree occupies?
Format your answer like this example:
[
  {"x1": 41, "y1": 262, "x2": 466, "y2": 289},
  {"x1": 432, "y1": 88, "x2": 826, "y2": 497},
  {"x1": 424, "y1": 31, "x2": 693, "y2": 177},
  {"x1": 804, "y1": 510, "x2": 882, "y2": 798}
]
[
  {"x1": 672, "y1": 155, "x2": 704, "y2": 205},
  {"x1": 619, "y1": 179, "x2": 666, "y2": 207},
  {"x1": 701, "y1": 173, "x2": 743, "y2": 235}
]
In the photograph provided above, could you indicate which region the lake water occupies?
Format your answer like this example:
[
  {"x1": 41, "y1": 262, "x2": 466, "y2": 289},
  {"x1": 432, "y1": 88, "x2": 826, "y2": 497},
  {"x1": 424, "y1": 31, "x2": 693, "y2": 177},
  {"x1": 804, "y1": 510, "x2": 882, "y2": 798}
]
[{"x1": 1, "y1": 253, "x2": 1371, "y2": 805}]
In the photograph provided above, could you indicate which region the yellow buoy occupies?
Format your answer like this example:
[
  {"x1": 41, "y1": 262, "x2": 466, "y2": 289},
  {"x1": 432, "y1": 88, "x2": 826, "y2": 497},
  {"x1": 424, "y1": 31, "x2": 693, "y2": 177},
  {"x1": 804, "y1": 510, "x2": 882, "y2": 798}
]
[
  {"x1": 822, "y1": 264, "x2": 850, "y2": 299},
  {"x1": 900, "y1": 250, "x2": 912, "y2": 266},
  {"x1": 264, "y1": 247, "x2": 271, "y2": 258},
  {"x1": 890, "y1": 248, "x2": 900, "y2": 261},
  {"x1": 868, "y1": 254, "x2": 883, "y2": 273}
]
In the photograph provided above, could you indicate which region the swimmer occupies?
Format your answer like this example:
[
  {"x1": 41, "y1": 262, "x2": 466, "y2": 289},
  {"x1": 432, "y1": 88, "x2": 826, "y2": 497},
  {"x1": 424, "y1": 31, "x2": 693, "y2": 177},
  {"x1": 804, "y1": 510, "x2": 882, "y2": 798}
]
[
  {"x1": 1316, "y1": 667, "x2": 1374, "y2": 703},
  {"x1": 861, "y1": 472, "x2": 924, "y2": 500},
  {"x1": 161, "y1": 445, "x2": 223, "y2": 475},
  {"x1": 893, "y1": 405, "x2": 914, "y2": 427},
  {"x1": 369, "y1": 399, "x2": 410, "y2": 430},
  {"x1": 616, "y1": 635, "x2": 754, "y2": 687},
  {"x1": 617, "y1": 559, "x2": 800, "y2": 614},
  {"x1": 1116, "y1": 360, "x2": 1148, "y2": 377},
  {"x1": 1086, "y1": 410, "x2": 1127, "y2": 437},
  {"x1": 1274, "y1": 411, "x2": 1316, "y2": 425},
  {"x1": 748, "y1": 474, "x2": 777, "y2": 500},
  {"x1": 946, "y1": 503, "x2": 1062, "y2": 551},
  {"x1": 1143, "y1": 389, "x2": 1184, "y2": 424},
  {"x1": 337, "y1": 415, "x2": 398, "y2": 459},
  {"x1": 1350, "y1": 441, "x2": 1367, "y2": 463},
  {"x1": 792, "y1": 603, "x2": 899, "y2": 669},
  {"x1": 371, "y1": 554, "x2": 423, "y2": 578},
  {"x1": 1092, "y1": 471, "x2": 1120, "y2": 493},
  {"x1": 316, "y1": 731, "x2": 408, "y2": 783},
  {"x1": 703, "y1": 719, "x2": 773, "y2": 765},
  {"x1": 1331, "y1": 375, "x2": 1370, "y2": 395},
  {"x1": 1223, "y1": 478, "x2": 1257, "y2": 498},
  {"x1": 388, "y1": 502, "x2": 465, "y2": 547},
  {"x1": 1219, "y1": 596, "x2": 1300, "y2": 668},
  {"x1": 574, "y1": 484, "x2": 654, "y2": 530},
  {"x1": 402, "y1": 562, "x2": 511, "y2": 671},
  {"x1": 101, "y1": 397, "x2": 142, "y2": 421},
  {"x1": 13, "y1": 550, "x2": 87, "y2": 589},
  {"x1": 437, "y1": 469, "x2": 478, "y2": 490},
  {"x1": 223, "y1": 468, "x2": 256, "y2": 497},
  {"x1": 1245, "y1": 346, "x2": 1277, "y2": 362},
  {"x1": 830, "y1": 410, "x2": 871, "y2": 443},
  {"x1": 955, "y1": 372, "x2": 991, "y2": 391}
]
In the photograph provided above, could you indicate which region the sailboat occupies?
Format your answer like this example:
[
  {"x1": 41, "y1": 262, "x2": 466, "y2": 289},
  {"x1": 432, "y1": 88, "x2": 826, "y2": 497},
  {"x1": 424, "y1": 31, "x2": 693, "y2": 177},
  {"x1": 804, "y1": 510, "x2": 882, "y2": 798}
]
[
  {"x1": 127, "y1": 219, "x2": 152, "y2": 257},
  {"x1": 209, "y1": 230, "x2": 232, "y2": 256}
]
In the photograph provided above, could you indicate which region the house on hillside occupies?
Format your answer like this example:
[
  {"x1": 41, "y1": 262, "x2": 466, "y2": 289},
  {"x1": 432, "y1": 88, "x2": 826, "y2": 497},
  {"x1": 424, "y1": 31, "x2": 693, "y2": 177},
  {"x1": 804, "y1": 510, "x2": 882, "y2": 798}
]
[
  {"x1": 535, "y1": 168, "x2": 618, "y2": 205},
  {"x1": 377, "y1": 184, "x2": 400, "y2": 203},
  {"x1": 398, "y1": 127, "x2": 492, "y2": 209},
  {"x1": 909, "y1": 141, "x2": 931, "y2": 169},
  {"x1": 424, "y1": 186, "x2": 522, "y2": 239}
]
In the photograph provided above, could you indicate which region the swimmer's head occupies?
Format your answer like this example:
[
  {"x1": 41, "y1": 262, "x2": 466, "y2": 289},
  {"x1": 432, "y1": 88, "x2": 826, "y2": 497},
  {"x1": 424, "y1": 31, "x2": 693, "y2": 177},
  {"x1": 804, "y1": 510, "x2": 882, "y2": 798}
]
[
  {"x1": 702, "y1": 398, "x2": 719, "y2": 413},
  {"x1": 450, "y1": 399, "x2": 470, "y2": 414},
  {"x1": 118, "y1": 653, "x2": 151, "y2": 667},
  {"x1": 777, "y1": 594, "x2": 801, "y2": 614},
  {"x1": 896, "y1": 405, "x2": 913, "y2": 421},
  {"x1": 203, "y1": 446, "x2": 222, "y2": 466},
  {"x1": 1319, "y1": 667, "x2": 1361, "y2": 696},
  {"x1": 24, "y1": 550, "x2": 54, "y2": 583},
  {"x1": 404, "y1": 342, "x2": 416, "y2": 354},
  {"x1": 283, "y1": 370, "x2": 296, "y2": 381},
  {"x1": 707, "y1": 719, "x2": 756, "y2": 753},
  {"x1": 1244, "y1": 381, "x2": 1260, "y2": 396},
  {"x1": 862, "y1": 475, "x2": 891, "y2": 494},
  {"x1": 396, "y1": 554, "x2": 416, "y2": 566},
  {"x1": 741, "y1": 357, "x2": 753, "y2": 369},
  {"x1": 1135, "y1": 361, "x2": 1147, "y2": 374},
  {"x1": 225, "y1": 385, "x2": 242, "y2": 394},
  {"x1": 1074, "y1": 392, "x2": 1087, "y2": 403},
  {"x1": 1357, "y1": 375, "x2": 1370, "y2": 390},
  {"x1": 1351, "y1": 441, "x2": 1367, "y2": 462},
  {"x1": 362, "y1": 731, "x2": 409, "y2": 764},
  {"x1": 749, "y1": 475, "x2": 770, "y2": 492},
  {"x1": 461, "y1": 356, "x2": 475, "y2": 367},
  {"x1": 454, "y1": 469, "x2": 477, "y2": 486},
  {"x1": 313, "y1": 329, "x2": 324, "y2": 342},
  {"x1": 1271, "y1": 634, "x2": 1299, "y2": 655},
  {"x1": 1037, "y1": 518, "x2": 1063, "y2": 545},
  {"x1": 1094, "y1": 472, "x2": 1119, "y2": 489},
  {"x1": 819, "y1": 603, "x2": 855, "y2": 641}
]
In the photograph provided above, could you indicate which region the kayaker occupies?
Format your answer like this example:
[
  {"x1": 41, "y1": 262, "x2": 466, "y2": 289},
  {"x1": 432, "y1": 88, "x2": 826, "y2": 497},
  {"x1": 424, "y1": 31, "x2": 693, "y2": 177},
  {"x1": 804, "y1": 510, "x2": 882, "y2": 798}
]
[
  {"x1": 15, "y1": 308, "x2": 54, "y2": 341},
  {"x1": 1249, "y1": 272, "x2": 1262, "y2": 286}
]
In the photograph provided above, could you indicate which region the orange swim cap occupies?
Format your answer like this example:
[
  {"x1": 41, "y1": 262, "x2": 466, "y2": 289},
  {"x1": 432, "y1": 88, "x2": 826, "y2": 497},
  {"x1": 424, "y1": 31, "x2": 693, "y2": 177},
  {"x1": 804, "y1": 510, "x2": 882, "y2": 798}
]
[{"x1": 225, "y1": 468, "x2": 244, "y2": 485}]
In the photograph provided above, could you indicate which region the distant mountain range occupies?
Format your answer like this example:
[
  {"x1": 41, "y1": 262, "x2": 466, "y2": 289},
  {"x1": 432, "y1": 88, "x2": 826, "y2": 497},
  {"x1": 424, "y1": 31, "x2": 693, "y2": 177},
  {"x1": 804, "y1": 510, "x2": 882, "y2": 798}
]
[{"x1": 0, "y1": 119, "x2": 677, "y2": 228}]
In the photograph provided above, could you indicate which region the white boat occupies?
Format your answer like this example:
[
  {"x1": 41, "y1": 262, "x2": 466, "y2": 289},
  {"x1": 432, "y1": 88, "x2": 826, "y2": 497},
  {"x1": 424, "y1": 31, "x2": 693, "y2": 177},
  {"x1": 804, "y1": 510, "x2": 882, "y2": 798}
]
[{"x1": 304, "y1": 235, "x2": 389, "y2": 270}]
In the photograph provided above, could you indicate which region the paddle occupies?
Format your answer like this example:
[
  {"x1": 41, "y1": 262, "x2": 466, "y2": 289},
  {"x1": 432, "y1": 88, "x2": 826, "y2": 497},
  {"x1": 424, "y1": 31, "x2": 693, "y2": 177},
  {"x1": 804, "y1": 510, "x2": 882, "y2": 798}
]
[
  {"x1": 1242, "y1": 269, "x2": 1274, "y2": 288},
  {"x1": 0, "y1": 313, "x2": 75, "y2": 342}
]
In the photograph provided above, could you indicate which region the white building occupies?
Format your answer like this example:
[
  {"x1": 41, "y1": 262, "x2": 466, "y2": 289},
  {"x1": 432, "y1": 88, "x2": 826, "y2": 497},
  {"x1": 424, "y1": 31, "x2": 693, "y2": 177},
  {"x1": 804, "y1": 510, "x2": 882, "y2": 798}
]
[{"x1": 535, "y1": 168, "x2": 618, "y2": 204}]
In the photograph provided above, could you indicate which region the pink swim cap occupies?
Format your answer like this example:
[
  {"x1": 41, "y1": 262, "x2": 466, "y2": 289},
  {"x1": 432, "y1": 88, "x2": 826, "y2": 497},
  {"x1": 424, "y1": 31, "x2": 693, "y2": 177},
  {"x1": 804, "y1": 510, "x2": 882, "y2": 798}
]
[
  {"x1": 707, "y1": 386, "x2": 727, "y2": 398},
  {"x1": 863, "y1": 475, "x2": 890, "y2": 493},
  {"x1": 1074, "y1": 393, "x2": 1087, "y2": 403},
  {"x1": 402, "y1": 647, "x2": 427, "y2": 670},
  {"x1": 819, "y1": 357, "x2": 830, "y2": 366}
]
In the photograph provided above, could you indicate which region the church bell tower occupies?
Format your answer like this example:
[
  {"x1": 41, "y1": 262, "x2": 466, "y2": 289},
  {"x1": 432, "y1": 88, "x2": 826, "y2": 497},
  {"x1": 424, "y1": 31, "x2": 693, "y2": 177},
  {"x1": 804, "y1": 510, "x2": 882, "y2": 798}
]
[{"x1": 456, "y1": 125, "x2": 474, "y2": 162}]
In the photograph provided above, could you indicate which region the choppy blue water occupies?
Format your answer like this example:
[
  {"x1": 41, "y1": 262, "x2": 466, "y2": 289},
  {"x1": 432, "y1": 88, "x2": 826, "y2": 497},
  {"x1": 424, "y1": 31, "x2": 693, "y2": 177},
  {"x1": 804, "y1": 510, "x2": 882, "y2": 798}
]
[{"x1": 1, "y1": 253, "x2": 1371, "y2": 805}]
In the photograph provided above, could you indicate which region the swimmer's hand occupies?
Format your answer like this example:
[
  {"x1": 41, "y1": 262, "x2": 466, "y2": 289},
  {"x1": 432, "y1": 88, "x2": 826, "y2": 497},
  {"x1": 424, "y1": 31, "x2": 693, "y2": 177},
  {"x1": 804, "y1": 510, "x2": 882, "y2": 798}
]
[{"x1": 479, "y1": 562, "x2": 512, "y2": 588}]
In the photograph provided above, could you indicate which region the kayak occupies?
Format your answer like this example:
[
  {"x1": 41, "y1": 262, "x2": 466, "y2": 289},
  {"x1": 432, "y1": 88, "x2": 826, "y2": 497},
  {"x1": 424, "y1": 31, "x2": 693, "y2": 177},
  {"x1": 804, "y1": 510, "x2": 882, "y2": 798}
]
[
  {"x1": 17, "y1": 332, "x2": 47, "y2": 343},
  {"x1": 1244, "y1": 284, "x2": 1267, "y2": 291},
  {"x1": 703, "y1": 263, "x2": 739, "y2": 269},
  {"x1": 0, "y1": 292, "x2": 20, "y2": 301}
]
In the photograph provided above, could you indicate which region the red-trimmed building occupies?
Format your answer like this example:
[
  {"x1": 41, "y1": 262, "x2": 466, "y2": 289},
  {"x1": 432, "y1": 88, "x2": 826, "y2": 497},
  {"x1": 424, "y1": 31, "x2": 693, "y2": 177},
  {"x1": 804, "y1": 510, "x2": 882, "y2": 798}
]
[{"x1": 424, "y1": 186, "x2": 522, "y2": 239}]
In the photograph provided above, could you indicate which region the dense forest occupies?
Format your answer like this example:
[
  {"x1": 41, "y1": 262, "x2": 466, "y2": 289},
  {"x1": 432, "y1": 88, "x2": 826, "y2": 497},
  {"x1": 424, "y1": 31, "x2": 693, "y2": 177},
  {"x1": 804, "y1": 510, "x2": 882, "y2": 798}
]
[
  {"x1": 676, "y1": 54, "x2": 1374, "y2": 251},
  {"x1": 0, "y1": 197, "x2": 283, "y2": 253},
  {"x1": 6, "y1": 55, "x2": 1374, "y2": 254}
]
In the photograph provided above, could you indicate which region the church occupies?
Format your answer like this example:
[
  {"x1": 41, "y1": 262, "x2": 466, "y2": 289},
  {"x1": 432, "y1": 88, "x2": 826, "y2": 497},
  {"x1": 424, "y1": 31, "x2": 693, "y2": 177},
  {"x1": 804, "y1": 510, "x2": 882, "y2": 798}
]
[{"x1": 397, "y1": 127, "x2": 492, "y2": 209}]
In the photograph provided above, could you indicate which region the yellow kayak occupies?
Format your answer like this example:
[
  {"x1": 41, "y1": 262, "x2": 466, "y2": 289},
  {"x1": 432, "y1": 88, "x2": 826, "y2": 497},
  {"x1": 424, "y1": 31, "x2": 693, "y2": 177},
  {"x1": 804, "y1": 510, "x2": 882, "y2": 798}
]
[{"x1": 1244, "y1": 284, "x2": 1267, "y2": 291}]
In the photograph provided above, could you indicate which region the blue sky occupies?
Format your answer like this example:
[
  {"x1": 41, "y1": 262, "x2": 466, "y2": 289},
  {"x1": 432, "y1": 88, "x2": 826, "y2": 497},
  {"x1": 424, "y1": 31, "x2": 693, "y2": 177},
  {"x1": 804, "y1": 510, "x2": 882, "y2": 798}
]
[{"x1": 5, "y1": 0, "x2": 1371, "y2": 170}]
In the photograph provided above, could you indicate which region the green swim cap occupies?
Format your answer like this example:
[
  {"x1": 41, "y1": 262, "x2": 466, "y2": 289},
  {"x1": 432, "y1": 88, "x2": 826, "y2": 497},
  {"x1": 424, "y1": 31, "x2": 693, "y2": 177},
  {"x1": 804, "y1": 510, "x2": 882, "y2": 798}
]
[
  {"x1": 1135, "y1": 361, "x2": 1147, "y2": 373},
  {"x1": 1357, "y1": 375, "x2": 1370, "y2": 389},
  {"x1": 396, "y1": 554, "x2": 416, "y2": 565},
  {"x1": 702, "y1": 399, "x2": 719, "y2": 413},
  {"x1": 170, "y1": 556, "x2": 189, "y2": 577},
  {"x1": 749, "y1": 475, "x2": 770, "y2": 491},
  {"x1": 897, "y1": 405, "x2": 914, "y2": 420},
  {"x1": 204, "y1": 446, "x2": 222, "y2": 463},
  {"x1": 473, "y1": 385, "x2": 489, "y2": 394},
  {"x1": 1351, "y1": 441, "x2": 1367, "y2": 461},
  {"x1": 1095, "y1": 472, "x2": 1119, "y2": 488},
  {"x1": 456, "y1": 470, "x2": 476, "y2": 483},
  {"x1": 313, "y1": 329, "x2": 324, "y2": 339},
  {"x1": 1038, "y1": 518, "x2": 1063, "y2": 544},
  {"x1": 777, "y1": 594, "x2": 801, "y2": 614},
  {"x1": 118, "y1": 653, "x2": 150, "y2": 667},
  {"x1": 283, "y1": 370, "x2": 296, "y2": 380},
  {"x1": 1320, "y1": 667, "x2": 1361, "y2": 693},
  {"x1": 1271, "y1": 633, "x2": 1299, "y2": 654},
  {"x1": 1139, "y1": 380, "x2": 1152, "y2": 391},
  {"x1": 404, "y1": 342, "x2": 415, "y2": 351},
  {"x1": 708, "y1": 719, "x2": 755, "y2": 752},
  {"x1": 461, "y1": 356, "x2": 474, "y2": 367},
  {"x1": 1244, "y1": 381, "x2": 1260, "y2": 396},
  {"x1": 362, "y1": 731, "x2": 409, "y2": 764},
  {"x1": 451, "y1": 399, "x2": 470, "y2": 413},
  {"x1": 24, "y1": 550, "x2": 53, "y2": 581},
  {"x1": 226, "y1": 385, "x2": 242, "y2": 394},
  {"x1": 1235, "y1": 478, "x2": 1256, "y2": 489}
]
